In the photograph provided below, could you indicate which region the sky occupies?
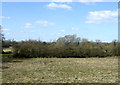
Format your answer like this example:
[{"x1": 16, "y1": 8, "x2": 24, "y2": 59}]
[{"x1": 1, "y1": 1, "x2": 118, "y2": 42}]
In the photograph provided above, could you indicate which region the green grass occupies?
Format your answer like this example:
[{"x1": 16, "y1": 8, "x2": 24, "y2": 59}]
[{"x1": 2, "y1": 57, "x2": 118, "y2": 83}]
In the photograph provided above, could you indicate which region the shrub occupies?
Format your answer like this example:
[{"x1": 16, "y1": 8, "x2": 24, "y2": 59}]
[{"x1": 12, "y1": 35, "x2": 119, "y2": 58}]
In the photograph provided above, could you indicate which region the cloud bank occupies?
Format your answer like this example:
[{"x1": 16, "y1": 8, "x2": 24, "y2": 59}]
[
  {"x1": 86, "y1": 10, "x2": 118, "y2": 24},
  {"x1": 46, "y1": 3, "x2": 72, "y2": 10}
]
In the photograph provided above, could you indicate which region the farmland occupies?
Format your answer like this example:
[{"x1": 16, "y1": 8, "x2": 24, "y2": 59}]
[
  {"x1": 1, "y1": 35, "x2": 119, "y2": 83},
  {"x1": 1, "y1": 2, "x2": 119, "y2": 84},
  {"x1": 2, "y1": 56, "x2": 118, "y2": 83}
]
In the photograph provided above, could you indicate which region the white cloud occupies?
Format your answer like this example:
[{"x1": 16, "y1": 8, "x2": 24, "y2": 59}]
[
  {"x1": 46, "y1": 3, "x2": 72, "y2": 10},
  {"x1": 24, "y1": 23, "x2": 33, "y2": 28},
  {"x1": 57, "y1": 32, "x2": 61, "y2": 35},
  {"x1": 24, "y1": 20, "x2": 55, "y2": 29},
  {"x1": 78, "y1": 0, "x2": 103, "y2": 2},
  {"x1": 0, "y1": 28, "x2": 9, "y2": 31},
  {"x1": 72, "y1": 27, "x2": 79, "y2": 31},
  {"x1": 52, "y1": 0, "x2": 72, "y2": 2},
  {"x1": 0, "y1": 16, "x2": 11, "y2": 19},
  {"x1": 1, "y1": 0, "x2": 119, "y2": 2},
  {"x1": 86, "y1": 10, "x2": 118, "y2": 24},
  {"x1": 57, "y1": 30, "x2": 65, "y2": 35},
  {"x1": 35, "y1": 20, "x2": 55, "y2": 27},
  {"x1": 77, "y1": 0, "x2": 119, "y2": 5},
  {"x1": 77, "y1": 0, "x2": 119, "y2": 2},
  {"x1": 77, "y1": 0, "x2": 103, "y2": 5}
]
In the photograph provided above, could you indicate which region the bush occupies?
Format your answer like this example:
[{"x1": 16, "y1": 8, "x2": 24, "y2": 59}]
[
  {"x1": 13, "y1": 40, "x2": 42, "y2": 58},
  {"x1": 12, "y1": 35, "x2": 119, "y2": 58}
]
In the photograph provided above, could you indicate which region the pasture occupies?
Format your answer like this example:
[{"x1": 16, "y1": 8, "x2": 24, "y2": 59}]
[{"x1": 2, "y1": 56, "x2": 118, "y2": 83}]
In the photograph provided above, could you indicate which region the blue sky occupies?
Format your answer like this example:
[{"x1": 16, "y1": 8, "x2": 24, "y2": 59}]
[{"x1": 1, "y1": 2, "x2": 118, "y2": 42}]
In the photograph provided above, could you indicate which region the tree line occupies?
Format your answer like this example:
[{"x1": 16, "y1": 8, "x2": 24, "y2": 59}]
[{"x1": 2, "y1": 34, "x2": 119, "y2": 58}]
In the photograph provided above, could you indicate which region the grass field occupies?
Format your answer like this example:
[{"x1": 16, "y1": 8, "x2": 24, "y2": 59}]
[{"x1": 2, "y1": 57, "x2": 118, "y2": 83}]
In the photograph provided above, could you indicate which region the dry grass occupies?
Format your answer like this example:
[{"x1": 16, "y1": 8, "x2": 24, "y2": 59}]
[
  {"x1": 2, "y1": 57, "x2": 118, "y2": 83},
  {"x1": 3, "y1": 47, "x2": 13, "y2": 52}
]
